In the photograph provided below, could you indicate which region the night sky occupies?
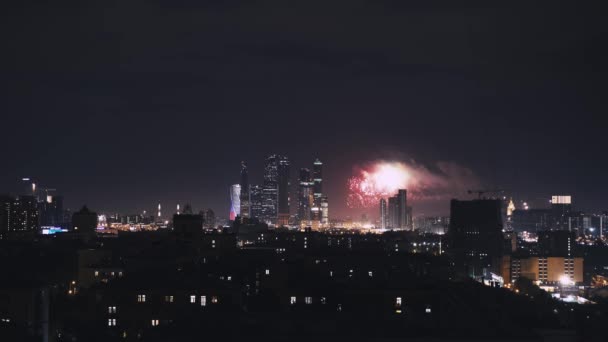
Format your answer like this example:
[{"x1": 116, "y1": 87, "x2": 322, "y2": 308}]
[{"x1": 1, "y1": 1, "x2": 606, "y2": 218}]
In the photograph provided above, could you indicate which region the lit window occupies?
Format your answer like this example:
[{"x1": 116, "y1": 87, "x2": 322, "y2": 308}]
[
  {"x1": 337, "y1": 304, "x2": 342, "y2": 312},
  {"x1": 368, "y1": 271, "x2": 373, "y2": 277},
  {"x1": 211, "y1": 296, "x2": 218, "y2": 304},
  {"x1": 201, "y1": 296, "x2": 207, "y2": 306},
  {"x1": 190, "y1": 295, "x2": 196, "y2": 303},
  {"x1": 305, "y1": 297, "x2": 312, "y2": 304},
  {"x1": 137, "y1": 295, "x2": 146, "y2": 303},
  {"x1": 425, "y1": 306, "x2": 432, "y2": 314},
  {"x1": 108, "y1": 306, "x2": 117, "y2": 314},
  {"x1": 290, "y1": 296, "x2": 296, "y2": 305},
  {"x1": 94, "y1": 271, "x2": 99, "y2": 277},
  {"x1": 321, "y1": 297, "x2": 327, "y2": 304},
  {"x1": 165, "y1": 295, "x2": 174, "y2": 303},
  {"x1": 151, "y1": 319, "x2": 159, "y2": 327},
  {"x1": 108, "y1": 318, "x2": 116, "y2": 327},
  {"x1": 395, "y1": 297, "x2": 402, "y2": 307},
  {"x1": 265, "y1": 269, "x2": 270, "y2": 275}
]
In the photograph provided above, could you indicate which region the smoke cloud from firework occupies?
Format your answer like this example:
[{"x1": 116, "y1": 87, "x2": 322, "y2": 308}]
[{"x1": 347, "y1": 160, "x2": 481, "y2": 208}]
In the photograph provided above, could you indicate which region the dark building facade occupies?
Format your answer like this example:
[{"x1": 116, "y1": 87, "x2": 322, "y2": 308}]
[
  {"x1": 72, "y1": 206, "x2": 97, "y2": 234},
  {"x1": 448, "y1": 199, "x2": 504, "y2": 277}
]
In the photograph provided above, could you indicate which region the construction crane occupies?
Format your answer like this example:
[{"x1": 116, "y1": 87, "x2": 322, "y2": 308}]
[{"x1": 467, "y1": 189, "x2": 504, "y2": 199}]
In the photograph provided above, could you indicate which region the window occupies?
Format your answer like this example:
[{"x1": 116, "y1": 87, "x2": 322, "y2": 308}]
[
  {"x1": 321, "y1": 297, "x2": 327, "y2": 305},
  {"x1": 265, "y1": 269, "x2": 270, "y2": 275},
  {"x1": 94, "y1": 271, "x2": 99, "y2": 277},
  {"x1": 395, "y1": 297, "x2": 402, "y2": 307},
  {"x1": 425, "y1": 306, "x2": 432, "y2": 314},
  {"x1": 211, "y1": 296, "x2": 218, "y2": 304},
  {"x1": 108, "y1": 306, "x2": 117, "y2": 314},
  {"x1": 201, "y1": 296, "x2": 207, "y2": 306},
  {"x1": 368, "y1": 271, "x2": 373, "y2": 277},
  {"x1": 137, "y1": 295, "x2": 146, "y2": 303},
  {"x1": 151, "y1": 319, "x2": 159, "y2": 327},
  {"x1": 190, "y1": 295, "x2": 196, "y2": 304},
  {"x1": 305, "y1": 297, "x2": 312, "y2": 305},
  {"x1": 108, "y1": 318, "x2": 116, "y2": 327},
  {"x1": 290, "y1": 296, "x2": 296, "y2": 305},
  {"x1": 165, "y1": 295, "x2": 174, "y2": 303}
]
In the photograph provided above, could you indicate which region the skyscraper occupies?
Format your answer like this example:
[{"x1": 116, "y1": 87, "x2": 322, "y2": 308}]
[
  {"x1": 397, "y1": 189, "x2": 408, "y2": 229},
  {"x1": 11, "y1": 196, "x2": 39, "y2": 234},
  {"x1": 239, "y1": 162, "x2": 250, "y2": 218},
  {"x1": 39, "y1": 195, "x2": 64, "y2": 228},
  {"x1": 277, "y1": 156, "x2": 291, "y2": 226},
  {"x1": 387, "y1": 196, "x2": 398, "y2": 228},
  {"x1": 551, "y1": 195, "x2": 573, "y2": 230},
  {"x1": 250, "y1": 185, "x2": 263, "y2": 219},
  {"x1": 261, "y1": 155, "x2": 279, "y2": 223},
  {"x1": 313, "y1": 158, "x2": 323, "y2": 206},
  {"x1": 201, "y1": 208, "x2": 215, "y2": 229},
  {"x1": 321, "y1": 196, "x2": 329, "y2": 227},
  {"x1": 298, "y1": 168, "x2": 313, "y2": 225},
  {"x1": 379, "y1": 198, "x2": 387, "y2": 229},
  {"x1": 230, "y1": 184, "x2": 241, "y2": 221}
]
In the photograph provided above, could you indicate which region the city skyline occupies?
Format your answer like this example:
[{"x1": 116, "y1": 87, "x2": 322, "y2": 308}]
[{"x1": 1, "y1": 2, "x2": 606, "y2": 219}]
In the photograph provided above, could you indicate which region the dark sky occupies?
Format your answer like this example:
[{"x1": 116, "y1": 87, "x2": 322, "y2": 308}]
[{"x1": 1, "y1": 1, "x2": 606, "y2": 218}]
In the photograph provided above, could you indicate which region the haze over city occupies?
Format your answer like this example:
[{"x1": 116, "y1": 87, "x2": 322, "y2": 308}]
[{"x1": 1, "y1": 1, "x2": 607, "y2": 341}]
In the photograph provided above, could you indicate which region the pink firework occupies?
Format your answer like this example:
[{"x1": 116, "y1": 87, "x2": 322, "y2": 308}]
[{"x1": 347, "y1": 162, "x2": 410, "y2": 208}]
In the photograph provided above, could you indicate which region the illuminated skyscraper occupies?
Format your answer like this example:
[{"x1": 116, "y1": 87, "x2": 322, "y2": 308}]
[
  {"x1": 298, "y1": 168, "x2": 313, "y2": 225},
  {"x1": 551, "y1": 195, "x2": 573, "y2": 230},
  {"x1": 313, "y1": 158, "x2": 323, "y2": 206},
  {"x1": 230, "y1": 184, "x2": 241, "y2": 221},
  {"x1": 277, "y1": 156, "x2": 291, "y2": 225},
  {"x1": 261, "y1": 155, "x2": 279, "y2": 223},
  {"x1": 379, "y1": 198, "x2": 387, "y2": 229},
  {"x1": 250, "y1": 184, "x2": 263, "y2": 219},
  {"x1": 321, "y1": 196, "x2": 329, "y2": 226},
  {"x1": 240, "y1": 162, "x2": 250, "y2": 218}
]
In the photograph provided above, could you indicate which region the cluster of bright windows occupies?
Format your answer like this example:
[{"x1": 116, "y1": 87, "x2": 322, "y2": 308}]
[
  {"x1": 137, "y1": 295, "x2": 146, "y2": 303},
  {"x1": 108, "y1": 306, "x2": 117, "y2": 314}
]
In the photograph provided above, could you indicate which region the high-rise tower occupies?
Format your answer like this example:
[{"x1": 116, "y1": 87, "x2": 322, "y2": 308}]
[
  {"x1": 240, "y1": 162, "x2": 250, "y2": 218},
  {"x1": 261, "y1": 155, "x2": 279, "y2": 223},
  {"x1": 313, "y1": 159, "x2": 323, "y2": 206},
  {"x1": 379, "y1": 198, "x2": 387, "y2": 229},
  {"x1": 230, "y1": 184, "x2": 241, "y2": 221},
  {"x1": 298, "y1": 168, "x2": 313, "y2": 225},
  {"x1": 277, "y1": 156, "x2": 291, "y2": 226}
]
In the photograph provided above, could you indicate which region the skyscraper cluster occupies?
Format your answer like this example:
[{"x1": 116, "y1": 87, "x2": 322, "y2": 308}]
[
  {"x1": 379, "y1": 189, "x2": 412, "y2": 230},
  {"x1": 298, "y1": 158, "x2": 328, "y2": 229},
  {"x1": 1, "y1": 178, "x2": 69, "y2": 239},
  {"x1": 233, "y1": 155, "x2": 327, "y2": 228}
]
